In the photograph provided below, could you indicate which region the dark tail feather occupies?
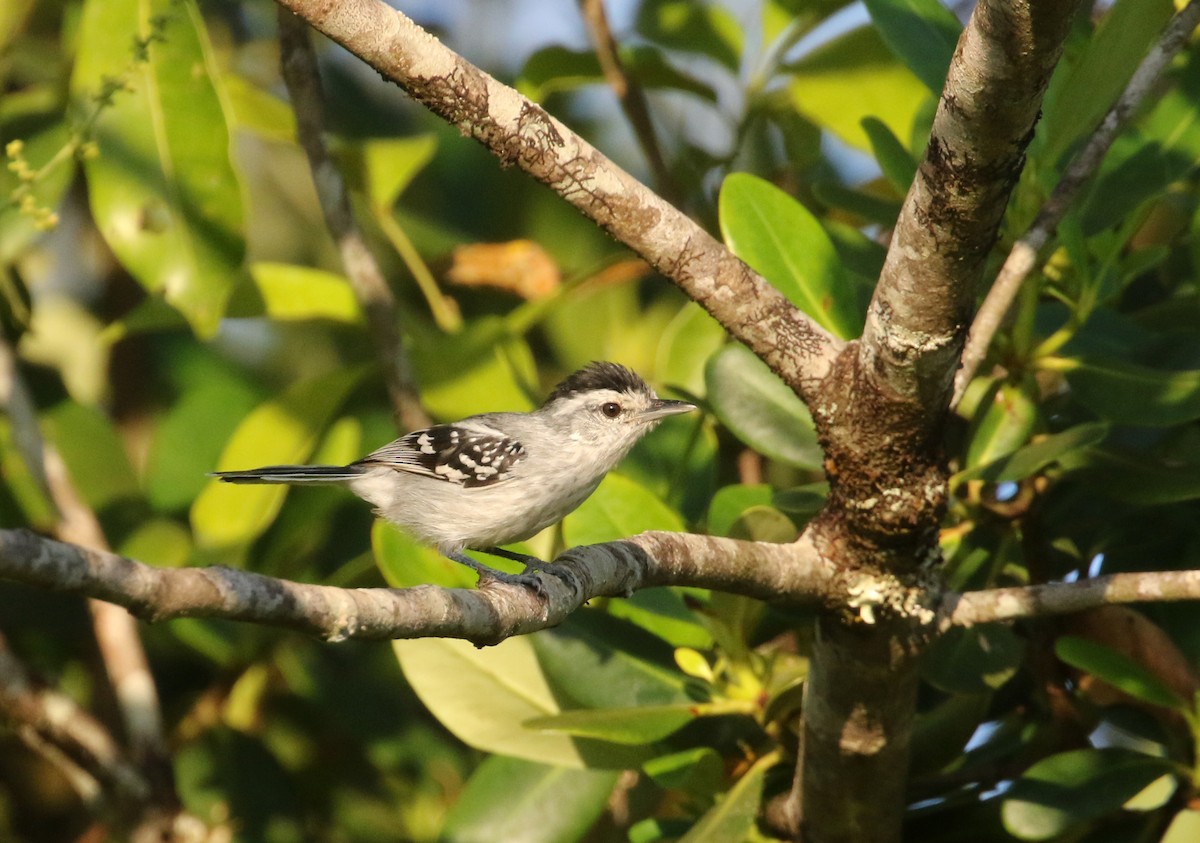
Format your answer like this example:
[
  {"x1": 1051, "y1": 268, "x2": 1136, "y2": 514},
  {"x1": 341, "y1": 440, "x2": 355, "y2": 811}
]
[{"x1": 211, "y1": 465, "x2": 365, "y2": 484}]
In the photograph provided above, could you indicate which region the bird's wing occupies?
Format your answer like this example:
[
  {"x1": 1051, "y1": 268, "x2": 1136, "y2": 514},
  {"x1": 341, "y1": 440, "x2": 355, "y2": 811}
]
[{"x1": 355, "y1": 421, "x2": 526, "y2": 488}]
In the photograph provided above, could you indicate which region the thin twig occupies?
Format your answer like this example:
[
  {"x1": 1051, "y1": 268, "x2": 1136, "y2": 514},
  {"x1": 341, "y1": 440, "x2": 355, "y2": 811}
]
[
  {"x1": 942, "y1": 570, "x2": 1200, "y2": 628},
  {"x1": 0, "y1": 529, "x2": 834, "y2": 645},
  {"x1": 953, "y1": 0, "x2": 1200, "y2": 406},
  {"x1": 277, "y1": 11, "x2": 430, "y2": 432},
  {"x1": 577, "y1": 0, "x2": 681, "y2": 205}
]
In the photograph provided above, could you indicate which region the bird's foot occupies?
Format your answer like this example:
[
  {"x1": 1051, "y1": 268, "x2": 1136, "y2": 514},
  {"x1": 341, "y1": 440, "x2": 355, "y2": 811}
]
[{"x1": 448, "y1": 552, "x2": 547, "y2": 596}]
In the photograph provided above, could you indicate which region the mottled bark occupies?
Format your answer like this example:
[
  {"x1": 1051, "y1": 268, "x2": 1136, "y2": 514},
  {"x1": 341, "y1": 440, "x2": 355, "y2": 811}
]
[{"x1": 800, "y1": 2, "x2": 1085, "y2": 840}]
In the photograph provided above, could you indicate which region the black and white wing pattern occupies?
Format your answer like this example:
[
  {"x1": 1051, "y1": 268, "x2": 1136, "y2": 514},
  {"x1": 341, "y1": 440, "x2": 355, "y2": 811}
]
[{"x1": 355, "y1": 421, "x2": 526, "y2": 488}]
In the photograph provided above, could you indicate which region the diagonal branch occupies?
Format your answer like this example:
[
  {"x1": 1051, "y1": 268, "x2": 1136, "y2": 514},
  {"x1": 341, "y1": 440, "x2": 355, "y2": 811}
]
[
  {"x1": 277, "y1": 11, "x2": 430, "y2": 432},
  {"x1": 0, "y1": 529, "x2": 833, "y2": 646},
  {"x1": 942, "y1": 570, "x2": 1200, "y2": 628},
  {"x1": 952, "y1": 0, "x2": 1200, "y2": 406},
  {"x1": 272, "y1": 0, "x2": 842, "y2": 400},
  {"x1": 861, "y1": 0, "x2": 1085, "y2": 413}
]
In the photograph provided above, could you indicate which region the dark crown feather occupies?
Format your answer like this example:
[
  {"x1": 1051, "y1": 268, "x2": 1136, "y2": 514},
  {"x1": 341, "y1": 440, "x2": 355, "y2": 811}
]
[{"x1": 545, "y1": 361, "x2": 651, "y2": 404}]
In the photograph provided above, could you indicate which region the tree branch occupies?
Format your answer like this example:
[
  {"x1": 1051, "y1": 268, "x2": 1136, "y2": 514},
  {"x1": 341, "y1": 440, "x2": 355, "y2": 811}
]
[
  {"x1": 861, "y1": 0, "x2": 1084, "y2": 413},
  {"x1": 277, "y1": 10, "x2": 430, "y2": 432},
  {"x1": 272, "y1": 0, "x2": 842, "y2": 400},
  {"x1": 943, "y1": 570, "x2": 1200, "y2": 628},
  {"x1": 577, "y1": 0, "x2": 681, "y2": 206},
  {"x1": 953, "y1": 0, "x2": 1200, "y2": 406},
  {"x1": 0, "y1": 529, "x2": 833, "y2": 646}
]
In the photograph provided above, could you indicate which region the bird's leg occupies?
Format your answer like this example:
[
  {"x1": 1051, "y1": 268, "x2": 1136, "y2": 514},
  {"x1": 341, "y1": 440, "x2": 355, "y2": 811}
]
[
  {"x1": 482, "y1": 547, "x2": 575, "y2": 585},
  {"x1": 446, "y1": 551, "x2": 546, "y2": 593}
]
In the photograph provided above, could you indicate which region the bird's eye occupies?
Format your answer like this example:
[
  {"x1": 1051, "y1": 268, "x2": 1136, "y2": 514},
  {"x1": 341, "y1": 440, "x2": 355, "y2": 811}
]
[{"x1": 600, "y1": 402, "x2": 622, "y2": 419}]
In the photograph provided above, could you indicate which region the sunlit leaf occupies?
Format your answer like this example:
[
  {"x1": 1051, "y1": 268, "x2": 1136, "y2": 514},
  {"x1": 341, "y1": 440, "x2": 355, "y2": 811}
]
[
  {"x1": 393, "y1": 634, "x2": 650, "y2": 769},
  {"x1": 357, "y1": 134, "x2": 438, "y2": 211},
  {"x1": 72, "y1": 0, "x2": 245, "y2": 337},
  {"x1": 704, "y1": 344, "x2": 822, "y2": 469},
  {"x1": 720, "y1": 173, "x2": 860, "y2": 338},
  {"x1": 964, "y1": 381, "x2": 1039, "y2": 470},
  {"x1": 191, "y1": 367, "x2": 367, "y2": 547},
  {"x1": 527, "y1": 703, "x2": 717, "y2": 745},
  {"x1": 1002, "y1": 748, "x2": 1174, "y2": 841},
  {"x1": 1055, "y1": 635, "x2": 1186, "y2": 710},
  {"x1": 787, "y1": 25, "x2": 929, "y2": 150},
  {"x1": 679, "y1": 753, "x2": 773, "y2": 842},
  {"x1": 231, "y1": 263, "x2": 361, "y2": 323}
]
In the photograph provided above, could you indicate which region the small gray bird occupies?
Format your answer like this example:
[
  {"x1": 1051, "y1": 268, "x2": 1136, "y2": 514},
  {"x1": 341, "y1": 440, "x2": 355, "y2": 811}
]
[{"x1": 213, "y1": 362, "x2": 696, "y2": 589}]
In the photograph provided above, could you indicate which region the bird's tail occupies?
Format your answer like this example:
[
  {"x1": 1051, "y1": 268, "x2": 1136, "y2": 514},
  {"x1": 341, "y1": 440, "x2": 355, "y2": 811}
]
[{"x1": 211, "y1": 465, "x2": 366, "y2": 484}]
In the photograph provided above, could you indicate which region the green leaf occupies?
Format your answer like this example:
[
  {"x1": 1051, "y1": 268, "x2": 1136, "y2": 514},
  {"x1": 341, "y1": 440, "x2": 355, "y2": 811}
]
[
  {"x1": 861, "y1": 116, "x2": 919, "y2": 193},
  {"x1": 1055, "y1": 357, "x2": 1200, "y2": 426},
  {"x1": 518, "y1": 45, "x2": 717, "y2": 103},
  {"x1": 964, "y1": 381, "x2": 1039, "y2": 470},
  {"x1": 531, "y1": 611, "x2": 693, "y2": 711},
  {"x1": 357, "y1": 134, "x2": 438, "y2": 211},
  {"x1": 787, "y1": 25, "x2": 929, "y2": 150},
  {"x1": 679, "y1": 753, "x2": 773, "y2": 842},
  {"x1": 707, "y1": 484, "x2": 773, "y2": 537},
  {"x1": 1164, "y1": 810, "x2": 1200, "y2": 843},
  {"x1": 72, "y1": 0, "x2": 245, "y2": 337},
  {"x1": 190, "y1": 367, "x2": 366, "y2": 547},
  {"x1": 1055, "y1": 636, "x2": 1186, "y2": 710},
  {"x1": 720, "y1": 172, "x2": 859, "y2": 338},
  {"x1": 371, "y1": 521, "x2": 478, "y2": 590},
  {"x1": 704, "y1": 344, "x2": 822, "y2": 469},
  {"x1": 527, "y1": 703, "x2": 724, "y2": 745},
  {"x1": 862, "y1": 0, "x2": 961, "y2": 93},
  {"x1": 955, "y1": 422, "x2": 1108, "y2": 484},
  {"x1": 607, "y1": 588, "x2": 715, "y2": 650},
  {"x1": 561, "y1": 473, "x2": 683, "y2": 548},
  {"x1": 1081, "y1": 448, "x2": 1200, "y2": 505},
  {"x1": 643, "y1": 747, "x2": 724, "y2": 796},
  {"x1": 922, "y1": 624, "x2": 1024, "y2": 695},
  {"x1": 636, "y1": 0, "x2": 743, "y2": 71},
  {"x1": 393, "y1": 634, "x2": 650, "y2": 769},
  {"x1": 409, "y1": 317, "x2": 538, "y2": 419},
  {"x1": 655, "y1": 302, "x2": 727, "y2": 398},
  {"x1": 441, "y1": 756, "x2": 618, "y2": 843},
  {"x1": 118, "y1": 518, "x2": 191, "y2": 568},
  {"x1": 226, "y1": 263, "x2": 361, "y2": 323},
  {"x1": 44, "y1": 401, "x2": 140, "y2": 511},
  {"x1": 1041, "y1": 0, "x2": 1176, "y2": 164},
  {"x1": 1002, "y1": 748, "x2": 1174, "y2": 841}
]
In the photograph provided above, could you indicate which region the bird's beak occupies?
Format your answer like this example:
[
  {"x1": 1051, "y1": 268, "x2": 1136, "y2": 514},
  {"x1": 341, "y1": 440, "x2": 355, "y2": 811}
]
[{"x1": 641, "y1": 398, "x2": 697, "y2": 421}]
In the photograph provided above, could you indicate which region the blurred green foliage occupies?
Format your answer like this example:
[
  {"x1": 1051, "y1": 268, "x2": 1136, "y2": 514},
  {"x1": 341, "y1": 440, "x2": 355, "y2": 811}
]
[{"x1": 3, "y1": 0, "x2": 1200, "y2": 841}]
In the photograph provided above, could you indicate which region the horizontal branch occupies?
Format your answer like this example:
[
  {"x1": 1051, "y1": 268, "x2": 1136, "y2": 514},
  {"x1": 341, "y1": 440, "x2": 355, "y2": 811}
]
[
  {"x1": 943, "y1": 570, "x2": 1200, "y2": 628},
  {"x1": 273, "y1": 0, "x2": 842, "y2": 399},
  {"x1": 0, "y1": 529, "x2": 833, "y2": 646}
]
